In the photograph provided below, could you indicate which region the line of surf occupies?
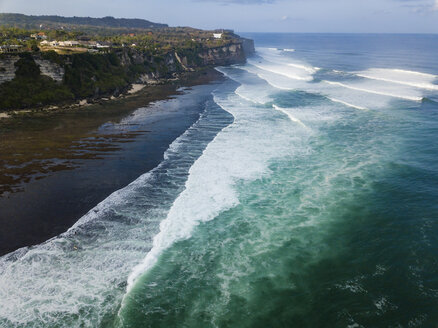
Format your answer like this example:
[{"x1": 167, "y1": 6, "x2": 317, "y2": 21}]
[
  {"x1": 388, "y1": 68, "x2": 437, "y2": 78},
  {"x1": 216, "y1": 67, "x2": 273, "y2": 104},
  {"x1": 327, "y1": 97, "x2": 368, "y2": 110},
  {"x1": 323, "y1": 80, "x2": 423, "y2": 102},
  {"x1": 272, "y1": 105, "x2": 308, "y2": 128},
  {"x1": 125, "y1": 97, "x2": 237, "y2": 293},
  {"x1": 355, "y1": 73, "x2": 438, "y2": 91},
  {"x1": 287, "y1": 63, "x2": 319, "y2": 74},
  {"x1": 248, "y1": 60, "x2": 313, "y2": 82},
  {"x1": 263, "y1": 47, "x2": 295, "y2": 52},
  {"x1": 0, "y1": 92, "x2": 230, "y2": 327},
  {"x1": 124, "y1": 79, "x2": 295, "y2": 297}
]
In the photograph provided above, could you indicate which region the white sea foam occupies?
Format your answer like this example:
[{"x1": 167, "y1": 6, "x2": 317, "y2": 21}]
[
  {"x1": 323, "y1": 80, "x2": 423, "y2": 102},
  {"x1": 0, "y1": 89, "x2": 224, "y2": 327},
  {"x1": 242, "y1": 64, "x2": 388, "y2": 109},
  {"x1": 356, "y1": 68, "x2": 438, "y2": 91},
  {"x1": 257, "y1": 49, "x2": 319, "y2": 73},
  {"x1": 287, "y1": 63, "x2": 317, "y2": 74},
  {"x1": 126, "y1": 85, "x2": 306, "y2": 293},
  {"x1": 328, "y1": 97, "x2": 368, "y2": 110},
  {"x1": 216, "y1": 66, "x2": 274, "y2": 104},
  {"x1": 272, "y1": 105, "x2": 308, "y2": 128},
  {"x1": 243, "y1": 62, "x2": 418, "y2": 110},
  {"x1": 240, "y1": 64, "x2": 301, "y2": 90},
  {"x1": 248, "y1": 58, "x2": 315, "y2": 82},
  {"x1": 242, "y1": 64, "x2": 383, "y2": 110},
  {"x1": 255, "y1": 49, "x2": 429, "y2": 106}
]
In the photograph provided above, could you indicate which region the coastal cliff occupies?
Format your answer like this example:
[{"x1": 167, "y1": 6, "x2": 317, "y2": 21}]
[{"x1": 0, "y1": 38, "x2": 254, "y2": 111}]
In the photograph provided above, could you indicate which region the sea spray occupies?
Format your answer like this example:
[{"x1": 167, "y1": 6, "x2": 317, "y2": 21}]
[
  {"x1": 323, "y1": 80, "x2": 424, "y2": 102},
  {"x1": 125, "y1": 82, "x2": 304, "y2": 291},
  {"x1": 272, "y1": 104, "x2": 308, "y2": 127},
  {"x1": 355, "y1": 68, "x2": 438, "y2": 90}
]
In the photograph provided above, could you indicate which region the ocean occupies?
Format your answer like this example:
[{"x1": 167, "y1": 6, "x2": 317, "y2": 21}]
[{"x1": 1, "y1": 33, "x2": 438, "y2": 327}]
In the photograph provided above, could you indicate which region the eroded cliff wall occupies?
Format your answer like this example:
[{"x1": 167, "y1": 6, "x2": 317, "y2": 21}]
[{"x1": 0, "y1": 38, "x2": 253, "y2": 110}]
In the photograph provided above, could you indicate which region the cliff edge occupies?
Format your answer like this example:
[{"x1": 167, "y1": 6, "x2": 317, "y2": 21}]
[{"x1": 0, "y1": 35, "x2": 254, "y2": 112}]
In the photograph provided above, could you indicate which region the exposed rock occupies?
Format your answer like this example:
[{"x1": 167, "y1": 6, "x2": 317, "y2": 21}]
[
  {"x1": 196, "y1": 43, "x2": 247, "y2": 66},
  {"x1": 137, "y1": 73, "x2": 160, "y2": 84},
  {"x1": 241, "y1": 38, "x2": 256, "y2": 57},
  {"x1": 0, "y1": 56, "x2": 18, "y2": 85},
  {"x1": 34, "y1": 59, "x2": 64, "y2": 82},
  {"x1": 0, "y1": 56, "x2": 65, "y2": 85}
]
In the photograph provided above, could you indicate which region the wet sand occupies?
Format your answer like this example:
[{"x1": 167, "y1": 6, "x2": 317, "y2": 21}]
[{"x1": 0, "y1": 68, "x2": 224, "y2": 256}]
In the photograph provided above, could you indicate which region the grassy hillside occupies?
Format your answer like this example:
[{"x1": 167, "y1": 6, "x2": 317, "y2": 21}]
[{"x1": 0, "y1": 13, "x2": 167, "y2": 31}]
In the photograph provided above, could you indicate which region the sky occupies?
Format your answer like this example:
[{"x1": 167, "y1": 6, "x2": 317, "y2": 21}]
[{"x1": 0, "y1": 0, "x2": 437, "y2": 33}]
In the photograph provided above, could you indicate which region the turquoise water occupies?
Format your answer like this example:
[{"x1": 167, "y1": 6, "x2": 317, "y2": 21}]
[{"x1": 1, "y1": 34, "x2": 438, "y2": 327}]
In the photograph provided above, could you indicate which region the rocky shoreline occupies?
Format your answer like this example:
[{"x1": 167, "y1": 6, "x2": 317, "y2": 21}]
[
  {"x1": 0, "y1": 67, "x2": 225, "y2": 255},
  {"x1": 0, "y1": 66, "x2": 226, "y2": 119}
]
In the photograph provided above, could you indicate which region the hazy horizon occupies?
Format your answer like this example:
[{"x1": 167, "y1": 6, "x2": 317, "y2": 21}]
[{"x1": 0, "y1": 0, "x2": 437, "y2": 34}]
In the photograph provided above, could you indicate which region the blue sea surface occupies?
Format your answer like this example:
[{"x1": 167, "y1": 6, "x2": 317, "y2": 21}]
[{"x1": 1, "y1": 34, "x2": 438, "y2": 327}]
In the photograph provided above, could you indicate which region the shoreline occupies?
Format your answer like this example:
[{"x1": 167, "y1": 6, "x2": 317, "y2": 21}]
[
  {"x1": 0, "y1": 68, "x2": 224, "y2": 256},
  {"x1": 0, "y1": 68, "x2": 218, "y2": 120}
]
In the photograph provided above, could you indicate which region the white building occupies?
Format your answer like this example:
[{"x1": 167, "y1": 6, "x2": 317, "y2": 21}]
[
  {"x1": 213, "y1": 33, "x2": 223, "y2": 39},
  {"x1": 63, "y1": 41, "x2": 79, "y2": 47}
]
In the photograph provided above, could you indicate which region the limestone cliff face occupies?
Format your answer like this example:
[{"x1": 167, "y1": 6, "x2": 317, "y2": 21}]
[
  {"x1": 116, "y1": 40, "x2": 251, "y2": 84},
  {"x1": 34, "y1": 59, "x2": 64, "y2": 82},
  {"x1": 0, "y1": 57, "x2": 18, "y2": 84},
  {"x1": 0, "y1": 55, "x2": 64, "y2": 85},
  {"x1": 175, "y1": 41, "x2": 254, "y2": 69},
  {"x1": 0, "y1": 38, "x2": 254, "y2": 87},
  {"x1": 241, "y1": 38, "x2": 255, "y2": 57},
  {"x1": 196, "y1": 43, "x2": 246, "y2": 66}
]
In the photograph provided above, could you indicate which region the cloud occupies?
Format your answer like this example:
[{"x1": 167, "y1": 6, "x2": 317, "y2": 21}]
[{"x1": 398, "y1": 0, "x2": 438, "y2": 12}]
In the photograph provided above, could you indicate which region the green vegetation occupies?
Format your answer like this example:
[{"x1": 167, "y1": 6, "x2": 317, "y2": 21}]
[
  {"x1": 64, "y1": 52, "x2": 130, "y2": 98},
  {"x1": 100, "y1": 27, "x2": 236, "y2": 52},
  {"x1": 0, "y1": 50, "x2": 180, "y2": 111},
  {"x1": 0, "y1": 14, "x2": 249, "y2": 111},
  {"x1": 0, "y1": 53, "x2": 73, "y2": 110},
  {"x1": 0, "y1": 13, "x2": 167, "y2": 30}
]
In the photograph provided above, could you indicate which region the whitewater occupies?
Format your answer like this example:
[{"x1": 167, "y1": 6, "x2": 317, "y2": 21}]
[{"x1": 1, "y1": 33, "x2": 438, "y2": 328}]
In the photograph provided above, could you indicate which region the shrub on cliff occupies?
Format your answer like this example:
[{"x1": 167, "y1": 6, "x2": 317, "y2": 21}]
[
  {"x1": 0, "y1": 54, "x2": 73, "y2": 110},
  {"x1": 64, "y1": 53, "x2": 131, "y2": 98},
  {"x1": 15, "y1": 53, "x2": 41, "y2": 78}
]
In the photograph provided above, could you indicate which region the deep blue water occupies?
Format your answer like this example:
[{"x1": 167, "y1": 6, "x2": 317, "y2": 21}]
[{"x1": 1, "y1": 34, "x2": 438, "y2": 327}]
